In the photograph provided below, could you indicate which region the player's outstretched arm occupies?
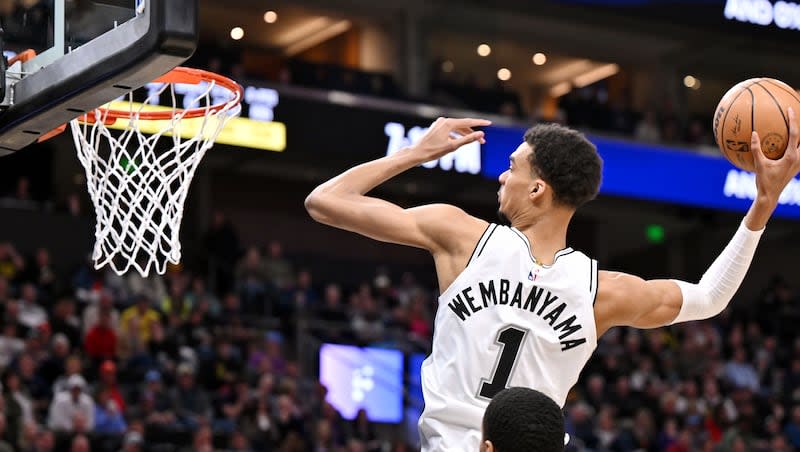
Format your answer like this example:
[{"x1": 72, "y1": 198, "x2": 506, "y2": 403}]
[
  {"x1": 595, "y1": 108, "x2": 800, "y2": 335},
  {"x1": 304, "y1": 117, "x2": 490, "y2": 254}
]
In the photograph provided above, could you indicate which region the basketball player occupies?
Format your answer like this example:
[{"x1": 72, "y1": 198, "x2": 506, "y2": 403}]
[
  {"x1": 304, "y1": 113, "x2": 800, "y2": 451},
  {"x1": 481, "y1": 387, "x2": 565, "y2": 452}
]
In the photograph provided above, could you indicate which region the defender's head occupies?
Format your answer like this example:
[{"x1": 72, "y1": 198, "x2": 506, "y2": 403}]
[
  {"x1": 497, "y1": 124, "x2": 602, "y2": 224},
  {"x1": 480, "y1": 387, "x2": 565, "y2": 452}
]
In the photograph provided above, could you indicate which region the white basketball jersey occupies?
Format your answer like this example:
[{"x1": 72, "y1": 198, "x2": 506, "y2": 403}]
[{"x1": 418, "y1": 224, "x2": 598, "y2": 452}]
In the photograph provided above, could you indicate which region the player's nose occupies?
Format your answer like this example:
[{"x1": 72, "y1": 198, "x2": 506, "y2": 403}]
[{"x1": 498, "y1": 170, "x2": 508, "y2": 184}]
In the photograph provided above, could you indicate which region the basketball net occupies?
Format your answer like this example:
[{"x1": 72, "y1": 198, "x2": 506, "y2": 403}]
[{"x1": 70, "y1": 68, "x2": 243, "y2": 277}]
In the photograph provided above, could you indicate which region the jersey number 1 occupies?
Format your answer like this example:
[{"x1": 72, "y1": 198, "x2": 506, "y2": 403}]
[{"x1": 479, "y1": 326, "x2": 528, "y2": 399}]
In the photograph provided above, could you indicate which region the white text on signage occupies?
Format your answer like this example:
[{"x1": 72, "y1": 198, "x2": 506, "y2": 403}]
[
  {"x1": 724, "y1": 0, "x2": 800, "y2": 30},
  {"x1": 384, "y1": 122, "x2": 481, "y2": 175},
  {"x1": 723, "y1": 169, "x2": 800, "y2": 206}
]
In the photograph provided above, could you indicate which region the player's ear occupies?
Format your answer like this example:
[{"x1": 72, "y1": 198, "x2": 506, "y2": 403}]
[
  {"x1": 529, "y1": 179, "x2": 546, "y2": 200},
  {"x1": 480, "y1": 440, "x2": 494, "y2": 452}
]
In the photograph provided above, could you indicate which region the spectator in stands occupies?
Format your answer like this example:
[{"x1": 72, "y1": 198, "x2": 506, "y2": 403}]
[
  {"x1": 0, "y1": 242, "x2": 24, "y2": 281},
  {"x1": 96, "y1": 360, "x2": 126, "y2": 414},
  {"x1": 1, "y1": 297, "x2": 25, "y2": 332},
  {"x1": 119, "y1": 294, "x2": 160, "y2": 350},
  {"x1": 350, "y1": 291, "x2": 384, "y2": 345},
  {"x1": 49, "y1": 297, "x2": 81, "y2": 348},
  {"x1": 0, "y1": 322, "x2": 25, "y2": 367},
  {"x1": 47, "y1": 374, "x2": 93, "y2": 433},
  {"x1": 93, "y1": 386, "x2": 126, "y2": 434},
  {"x1": 263, "y1": 332, "x2": 287, "y2": 376},
  {"x1": 235, "y1": 247, "x2": 271, "y2": 313},
  {"x1": 136, "y1": 369, "x2": 175, "y2": 429},
  {"x1": 84, "y1": 307, "x2": 118, "y2": 362},
  {"x1": 313, "y1": 418, "x2": 336, "y2": 451},
  {"x1": 52, "y1": 354, "x2": 82, "y2": 396},
  {"x1": 724, "y1": 347, "x2": 760, "y2": 391},
  {"x1": 264, "y1": 241, "x2": 293, "y2": 290},
  {"x1": 213, "y1": 379, "x2": 249, "y2": 433},
  {"x1": 36, "y1": 333, "x2": 70, "y2": 389},
  {"x1": 170, "y1": 362, "x2": 211, "y2": 431},
  {"x1": 286, "y1": 269, "x2": 318, "y2": 313},
  {"x1": 351, "y1": 409, "x2": 380, "y2": 451},
  {"x1": 23, "y1": 248, "x2": 58, "y2": 296},
  {"x1": 2, "y1": 378, "x2": 23, "y2": 448},
  {"x1": 6, "y1": 365, "x2": 34, "y2": 424},
  {"x1": 188, "y1": 276, "x2": 220, "y2": 316},
  {"x1": 202, "y1": 337, "x2": 243, "y2": 390},
  {"x1": 784, "y1": 405, "x2": 800, "y2": 448},
  {"x1": 274, "y1": 394, "x2": 304, "y2": 445},
  {"x1": 0, "y1": 275, "x2": 11, "y2": 306},
  {"x1": 70, "y1": 434, "x2": 90, "y2": 452},
  {"x1": 18, "y1": 283, "x2": 46, "y2": 329},
  {"x1": 228, "y1": 430, "x2": 252, "y2": 452},
  {"x1": 318, "y1": 284, "x2": 342, "y2": 316},
  {"x1": 161, "y1": 280, "x2": 193, "y2": 321},
  {"x1": 28, "y1": 430, "x2": 56, "y2": 452},
  {"x1": 125, "y1": 269, "x2": 167, "y2": 305},
  {"x1": 240, "y1": 395, "x2": 277, "y2": 449},
  {"x1": 120, "y1": 431, "x2": 144, "y2": 452},
  {"x1": 185, "y1": 424, "x2": 214, "y2": 452},
  {"x1": 407, "y1": 293, "x2": 432, "y2": 343},
  {"x1": 593, "y1": 406, "x2": 619, "y2": 450},
  {"x1": 0, "y1": 413, "x2": 14, "y2": 452}
]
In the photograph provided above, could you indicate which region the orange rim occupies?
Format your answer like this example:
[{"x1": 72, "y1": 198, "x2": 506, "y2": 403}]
[
  {"x1": 81, "y1": 67, "x2": 244, "y2": 123},
  {"x1": 8, "y1": 49, "x2": 37, "y2": 66}
]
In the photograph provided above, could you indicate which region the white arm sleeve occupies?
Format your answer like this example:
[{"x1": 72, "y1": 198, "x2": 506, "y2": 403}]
[{"x1": 670, "y1": 220, "x2": 764, "y2": 324}]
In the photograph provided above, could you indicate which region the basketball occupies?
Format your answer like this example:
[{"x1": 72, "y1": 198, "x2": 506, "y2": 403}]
[{"x1": 713, "y1": 78, "x2": 800, "y2": 172}]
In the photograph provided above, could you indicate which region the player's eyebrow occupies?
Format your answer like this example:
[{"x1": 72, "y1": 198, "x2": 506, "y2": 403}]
[{"x1": 509, "y1": 156, "x2": 515, "y2": 165}]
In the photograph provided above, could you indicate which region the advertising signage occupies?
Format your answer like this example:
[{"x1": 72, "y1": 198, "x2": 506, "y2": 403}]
[
  {"x1": 481, "y1": 125, "x2": 800, "y2": 219},
  {"x1": 270, "y1": 86, "x2": 800, "y2": 218},
  {"x1": 376, "y1": 119, "x2": 800, "y2": 219}
]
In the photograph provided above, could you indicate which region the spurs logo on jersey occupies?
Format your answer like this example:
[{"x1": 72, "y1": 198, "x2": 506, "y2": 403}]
[{"x1": 419, "y1": 224, "x2": 598, "y2": 452}]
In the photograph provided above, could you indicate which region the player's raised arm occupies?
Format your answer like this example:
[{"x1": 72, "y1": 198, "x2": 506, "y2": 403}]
[
  {"x1": 304, "y1": 117, "x2": 490, "y2": 254},
  {"x1": 595, "y1": 108, "x2": 800, "y2": 335}
]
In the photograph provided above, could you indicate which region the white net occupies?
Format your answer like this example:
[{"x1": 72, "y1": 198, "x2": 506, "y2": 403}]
[{"x1": 70, "y1": 75, "x2": 241, "y2": 277}]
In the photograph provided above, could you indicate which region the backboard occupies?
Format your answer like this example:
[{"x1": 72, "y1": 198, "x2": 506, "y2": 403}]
[{"x1": 0, "y1": 0, "x2": 198, "y2": 154}]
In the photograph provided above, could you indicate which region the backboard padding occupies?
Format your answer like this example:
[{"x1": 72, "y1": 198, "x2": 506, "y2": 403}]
[{"x1": 0, "y1": 0, "x2": 198, "y2": 154}]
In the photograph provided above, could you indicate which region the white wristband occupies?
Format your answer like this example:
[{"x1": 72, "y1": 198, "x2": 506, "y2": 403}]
[{"x1": 670, "y1": 221, "x2": 764, "y2": 324}]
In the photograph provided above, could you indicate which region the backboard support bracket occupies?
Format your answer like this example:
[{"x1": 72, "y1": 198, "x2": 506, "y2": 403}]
[{"x1": 0, "y1": 0, "x2": 198, "y2": 154}]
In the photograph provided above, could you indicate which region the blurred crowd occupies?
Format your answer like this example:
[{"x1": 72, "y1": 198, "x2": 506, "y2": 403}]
[
  {"x1": 0, "y1": 208, "x2": 437, "y2": 452},
  {"x1": 567, "y1": 275, "x2": 800, "y2": 452},
  {"x1": 0, "y1": 206, "x2": 794, "y2": 452}
]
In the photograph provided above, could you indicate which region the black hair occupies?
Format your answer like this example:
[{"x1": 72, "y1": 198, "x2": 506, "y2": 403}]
[
  {"x1": 524, "y1": 123, "x2": 603, "y2": 208},
  {"x1": 483, "y1": 387, "x2": 565, "y2": 452}
]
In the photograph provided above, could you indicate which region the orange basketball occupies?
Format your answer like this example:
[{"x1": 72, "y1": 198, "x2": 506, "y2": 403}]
[{"x1": 713, "y1": 78, "x2": 800, "y2": 172}]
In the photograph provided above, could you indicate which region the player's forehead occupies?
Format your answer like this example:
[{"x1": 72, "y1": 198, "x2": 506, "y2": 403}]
[{"x1": 509, "y1": 143, "x2": 532, "y2": 167}]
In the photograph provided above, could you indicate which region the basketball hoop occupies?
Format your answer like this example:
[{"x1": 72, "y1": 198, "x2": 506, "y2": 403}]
[{"x1": 70, "y1": 66, "x2": 243, "y2": 277}]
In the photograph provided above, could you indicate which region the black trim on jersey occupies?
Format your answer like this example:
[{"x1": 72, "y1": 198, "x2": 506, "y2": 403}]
[
  {"x1": 555, "y1": 249, "x2": 577, "y2": 260},
  {"x1": 467, "y1": 223, "x2": 495, "y2": 266},
  {"x1": 509, "y1": 226, "x2": 574, "y2": 268},
  {"x1": 590, "y1": 259, "x2": 599, "y2": 306},
  {"x1": 476, "y1": 224, "x2": 498, "y2": 258}
]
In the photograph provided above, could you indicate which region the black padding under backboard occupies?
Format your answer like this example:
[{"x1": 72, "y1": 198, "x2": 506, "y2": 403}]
[{"x1": 0, "y1": 0, "x2": 198, "y2": 154}]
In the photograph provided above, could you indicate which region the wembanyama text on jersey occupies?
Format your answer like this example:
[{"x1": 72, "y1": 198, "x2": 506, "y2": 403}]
[{"x1": 419, "y1": 224, "x2": 598, "y2": 452}]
